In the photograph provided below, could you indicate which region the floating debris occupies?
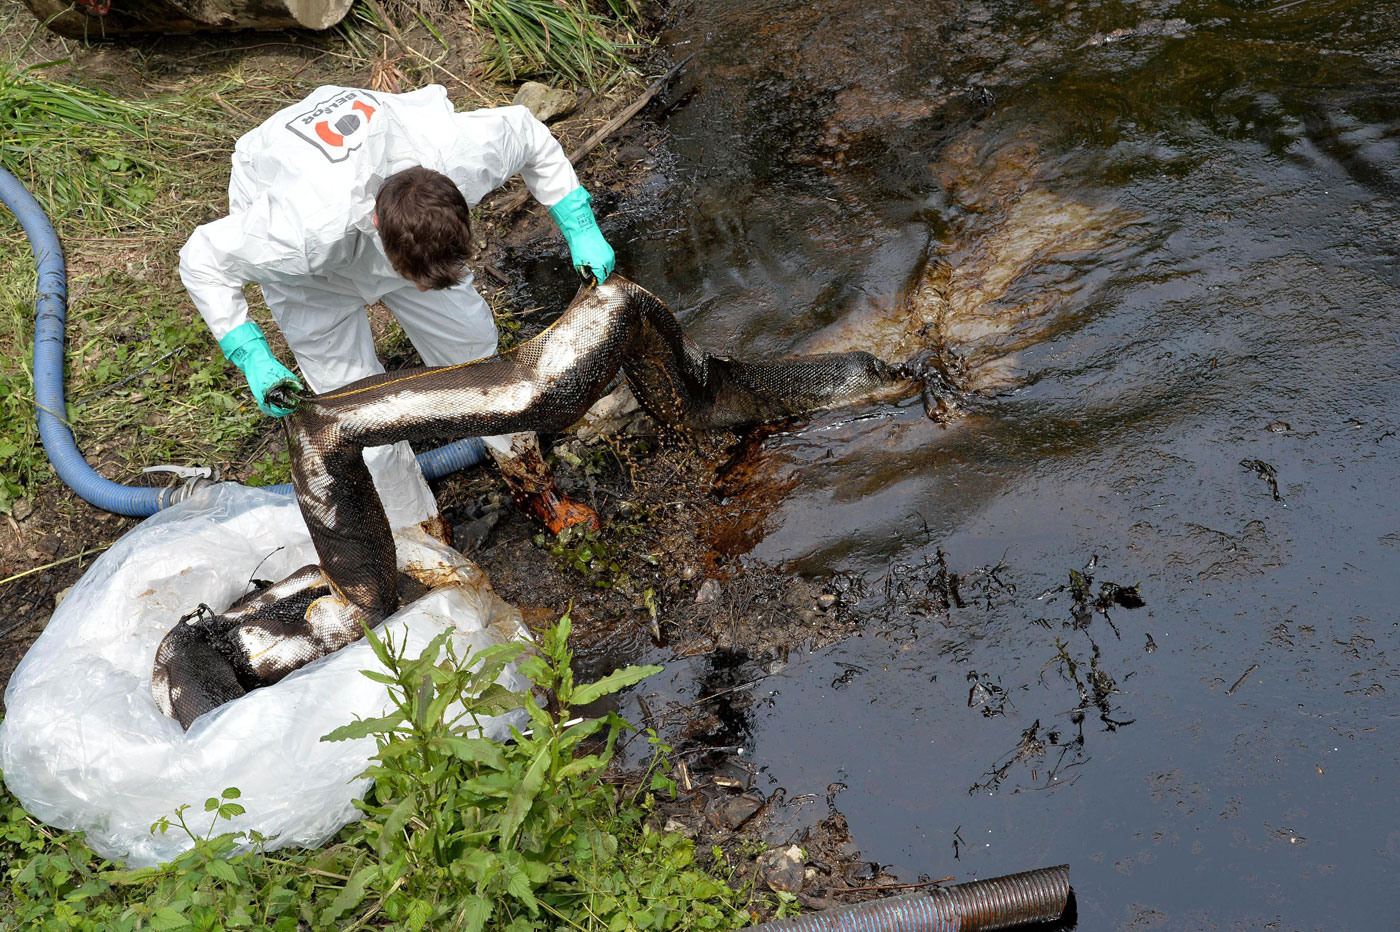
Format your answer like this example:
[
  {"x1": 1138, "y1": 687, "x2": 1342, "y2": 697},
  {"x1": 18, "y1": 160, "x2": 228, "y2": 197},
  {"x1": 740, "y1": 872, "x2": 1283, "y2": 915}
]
[{"x1": 1240, "y1": 458, "x2": 1284, "y2": 502}]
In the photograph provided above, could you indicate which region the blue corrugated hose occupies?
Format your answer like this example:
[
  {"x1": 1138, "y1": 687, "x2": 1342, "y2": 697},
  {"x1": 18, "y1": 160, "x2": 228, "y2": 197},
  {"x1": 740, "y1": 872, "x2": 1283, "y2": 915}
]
[{"x1": 0, "y1": 164, "x2": 486, "y2": 516}]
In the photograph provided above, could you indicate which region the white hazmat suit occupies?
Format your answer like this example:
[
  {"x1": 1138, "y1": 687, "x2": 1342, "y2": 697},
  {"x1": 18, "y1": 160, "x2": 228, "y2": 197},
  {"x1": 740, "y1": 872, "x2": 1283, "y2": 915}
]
[{"x1": 180, "y1": 84, "x2": 583, "y2": 531}]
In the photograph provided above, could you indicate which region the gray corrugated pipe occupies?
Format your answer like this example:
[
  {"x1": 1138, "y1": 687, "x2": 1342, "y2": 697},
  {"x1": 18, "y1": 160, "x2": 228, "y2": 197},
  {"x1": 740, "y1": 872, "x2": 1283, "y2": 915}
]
[
  {"x1": 749, "y1": 865, "x2": 1070, "y2": 932},
  {"x1": 0, "y1": 164, "x2": 486, "y2": 516}
]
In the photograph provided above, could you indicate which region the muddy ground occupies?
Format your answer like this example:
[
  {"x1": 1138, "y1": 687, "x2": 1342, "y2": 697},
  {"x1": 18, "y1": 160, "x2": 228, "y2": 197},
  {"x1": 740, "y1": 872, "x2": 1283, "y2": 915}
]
[{"x1": 0, "y1": 5, "x2": 974, "y2": 914}]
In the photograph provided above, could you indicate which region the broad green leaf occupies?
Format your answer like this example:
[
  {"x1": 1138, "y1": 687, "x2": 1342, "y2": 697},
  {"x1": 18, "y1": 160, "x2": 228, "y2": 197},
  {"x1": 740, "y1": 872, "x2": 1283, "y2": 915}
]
[
  {"x1": 570, "y1": 664, "x2": 663, "y2": 707},
  {"x1": 376, "y1": 796, "x2": 414, "y2": 858},
  {"x1": 504, "y1": 860, "x2": 539, "y2": 913},
  {"x1": 376, "y1": 740, "x2": 426, "y2": 760},
  {"x1": 432, "y1": 735, "x2": 507, "y2": 770},
  {"x1": 560, "y1": 716, "x2": 609, "y2": 744},
  {"x1": 524, "y1": 694, "x2": 554, "y2": 737},
  {"x1": 98, "y1": 866, "x2": 160, "y2": 885},
  {"x1": 517, "y1": 655, "x2": 551, "y2": 686},
  {"x1": 204, "y1": 859, "x2": 238, "y2": 884},
  {"x1": 500, "y1": 743, "x2": 550, "y2": 848},
  {"x1": 320, "y1": 711, "x2": 407, "y2": 743},
  {"x1": 320, "y1": 863, "x2": 378, "y2": 923},
  {"x1": 465, "y1": 682, "x2": 525, "y2": 717},
  {"x1": 556, "y1": 757, "x2": 605, "y2": 781},
  {"x1": 362, "y1": 625, "x2": 394, "y2": 667},
  {"x1": 148, "y1": 907, "x2": 190, "y2": 931},
  {"x1": 407, "y1": 897, "x2": 434, "y2": 932},
  {"x1": 456, "y1": 894, "x2": 492, "y2": 932},
  {"x1": 455, "y1": 848, "x2": 496, "y2": 884}
]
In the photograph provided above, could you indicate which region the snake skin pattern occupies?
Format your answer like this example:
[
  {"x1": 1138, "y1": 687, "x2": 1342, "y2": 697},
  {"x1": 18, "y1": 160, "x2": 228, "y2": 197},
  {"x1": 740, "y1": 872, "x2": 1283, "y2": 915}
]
[{"x1": 153, "y1": 278, "x2": 911, "y2": 728}]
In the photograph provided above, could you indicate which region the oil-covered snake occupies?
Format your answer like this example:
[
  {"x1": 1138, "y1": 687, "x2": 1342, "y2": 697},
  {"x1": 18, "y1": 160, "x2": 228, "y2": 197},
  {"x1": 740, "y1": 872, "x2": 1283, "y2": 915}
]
[{"x1": 153, "y1": 277, "x2": 926, "y2": 728}]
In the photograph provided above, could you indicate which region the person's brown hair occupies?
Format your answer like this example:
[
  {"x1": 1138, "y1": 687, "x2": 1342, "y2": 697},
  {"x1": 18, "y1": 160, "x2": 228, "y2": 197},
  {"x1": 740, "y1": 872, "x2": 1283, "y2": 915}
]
[{"x1": 374, "y1": 166, "x2": 473, "y2": 290}]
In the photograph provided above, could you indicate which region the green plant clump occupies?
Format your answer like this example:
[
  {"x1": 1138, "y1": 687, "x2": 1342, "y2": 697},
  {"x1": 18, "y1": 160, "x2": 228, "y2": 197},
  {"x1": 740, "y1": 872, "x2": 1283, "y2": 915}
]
[
  {"x1": 465, "y1": 0, "x2": 644, "y2": 88},
  {"x1": 0, "y1": 616, "x2": 759, "y2": 930}
]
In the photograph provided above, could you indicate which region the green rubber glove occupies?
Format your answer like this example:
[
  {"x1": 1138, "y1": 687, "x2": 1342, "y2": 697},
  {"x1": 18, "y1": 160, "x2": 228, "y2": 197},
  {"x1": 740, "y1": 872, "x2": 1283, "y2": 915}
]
[
  {"x1": 549, "y1": 187, "x2": 615, "y2": 282},
  {"x1": 217, "y1": 321, "x2": 303, "y2": 417}
]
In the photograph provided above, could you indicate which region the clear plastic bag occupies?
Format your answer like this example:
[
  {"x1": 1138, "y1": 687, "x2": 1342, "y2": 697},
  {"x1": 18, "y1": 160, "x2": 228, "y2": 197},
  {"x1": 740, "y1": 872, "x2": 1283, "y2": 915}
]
[{"x1": 0, "y1": 482, "x2": 529, "y2": 867}]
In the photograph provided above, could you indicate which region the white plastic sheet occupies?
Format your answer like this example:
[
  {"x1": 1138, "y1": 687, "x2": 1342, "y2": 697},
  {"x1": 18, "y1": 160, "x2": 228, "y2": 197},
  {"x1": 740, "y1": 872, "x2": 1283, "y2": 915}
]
[{"x1": 0, "y1": 482, "x2": 529, "y2": 867}]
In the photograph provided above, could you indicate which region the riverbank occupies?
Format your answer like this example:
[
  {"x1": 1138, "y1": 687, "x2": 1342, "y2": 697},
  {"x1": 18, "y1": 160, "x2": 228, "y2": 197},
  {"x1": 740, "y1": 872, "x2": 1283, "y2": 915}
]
[{"x1": 0, "y1": 2, "x2": 915, "y2": 925}]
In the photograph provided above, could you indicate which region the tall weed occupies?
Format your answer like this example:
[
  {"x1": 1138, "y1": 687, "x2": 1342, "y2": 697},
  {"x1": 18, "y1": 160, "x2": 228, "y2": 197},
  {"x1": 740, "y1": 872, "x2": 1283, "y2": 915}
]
[{"x1": 0, "y1": 616, "x2": 759, "y2": 930}]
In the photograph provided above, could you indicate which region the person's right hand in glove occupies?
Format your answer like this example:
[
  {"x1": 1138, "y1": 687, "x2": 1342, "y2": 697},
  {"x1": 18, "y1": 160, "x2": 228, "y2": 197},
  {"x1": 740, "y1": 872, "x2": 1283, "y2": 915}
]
[
  {"x1": 218, "y1": 321, "x2": 304, "y2": 417},
  {"x1": 550, "y1": 187, "x2": 616, "y2": 283}
]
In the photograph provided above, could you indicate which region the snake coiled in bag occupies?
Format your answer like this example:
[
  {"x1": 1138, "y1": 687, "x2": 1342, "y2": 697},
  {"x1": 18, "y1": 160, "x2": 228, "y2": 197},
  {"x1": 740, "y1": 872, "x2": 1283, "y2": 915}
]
[{"x1": 153, "y1": 278, "x2": 914, "y2": 728}]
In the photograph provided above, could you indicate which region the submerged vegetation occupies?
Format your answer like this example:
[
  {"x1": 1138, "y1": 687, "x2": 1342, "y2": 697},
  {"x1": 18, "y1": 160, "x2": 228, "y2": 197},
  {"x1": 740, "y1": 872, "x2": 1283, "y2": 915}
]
[{"x1": 0, "y1": 616, "x2": 763, "y2": 930}]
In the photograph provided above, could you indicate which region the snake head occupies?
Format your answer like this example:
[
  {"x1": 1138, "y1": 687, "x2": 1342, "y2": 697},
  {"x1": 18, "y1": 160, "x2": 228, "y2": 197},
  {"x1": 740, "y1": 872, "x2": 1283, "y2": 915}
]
[
  {"x1": 265, "y1": 380, "x2": 305, "y2": 415},
  {"x1": 895, "y1": 349, "x2": 967, "y2": 423}
]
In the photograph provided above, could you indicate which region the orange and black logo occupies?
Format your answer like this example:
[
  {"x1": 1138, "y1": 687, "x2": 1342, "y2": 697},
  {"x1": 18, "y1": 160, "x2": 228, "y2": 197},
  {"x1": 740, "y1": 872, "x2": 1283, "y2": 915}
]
[{"x1": 285, "y1": 89, "x2": 381, "y2": 163}]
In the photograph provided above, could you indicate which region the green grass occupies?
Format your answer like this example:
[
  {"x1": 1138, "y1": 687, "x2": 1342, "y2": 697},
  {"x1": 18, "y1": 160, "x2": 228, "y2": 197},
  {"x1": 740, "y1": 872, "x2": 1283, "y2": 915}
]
[
  {"x1": 0, "y1": 60, "x2": 171, "y2": 224},
  {"x1": 0, "y1": 0, "x2": 649, "y2": 516},
  {"x1": 464, "y1": 0, "x2": 645, "y2": 89},
  {"x1": 0, "y1": 616, "x2": 768, "y2": 931},
  {"x1": 0, "y1": 10, "x2": 281, "y2": 514}
]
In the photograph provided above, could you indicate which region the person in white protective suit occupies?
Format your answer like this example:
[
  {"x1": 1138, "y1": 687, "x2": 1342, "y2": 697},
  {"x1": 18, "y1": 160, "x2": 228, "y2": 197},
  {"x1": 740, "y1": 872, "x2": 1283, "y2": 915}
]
[{"x1": 180, "y1": 84, "x2": 612, "y2": 536}]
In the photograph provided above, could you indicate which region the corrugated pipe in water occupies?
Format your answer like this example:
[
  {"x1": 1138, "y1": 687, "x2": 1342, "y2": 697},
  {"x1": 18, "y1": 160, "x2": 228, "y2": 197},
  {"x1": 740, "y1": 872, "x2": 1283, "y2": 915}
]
[
  {"x1": 749, "y1": 864, "x2": 1071, "y2": 932},
  {"x1": 0, "y1": 164, "x2": 486, "y2": 516}
]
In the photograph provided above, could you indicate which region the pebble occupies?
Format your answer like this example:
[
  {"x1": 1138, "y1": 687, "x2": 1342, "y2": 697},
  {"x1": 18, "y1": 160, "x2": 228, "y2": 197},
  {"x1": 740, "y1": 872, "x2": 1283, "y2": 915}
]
[
  {"x1": 695, "y1": 578, "x2": 721, "y2": 603},
  {"x1": 512, "y1": 81, "x2": 578, "y2": 123},
  {"x1": 452, "y1": 513, "x2": 499, "y2": 553},
  {"x1": 706, "y1": 792, "x2": 763, "y2": 828},
  {"x1": 756, "y1": 845, "x2": 806, "y2": 893}
]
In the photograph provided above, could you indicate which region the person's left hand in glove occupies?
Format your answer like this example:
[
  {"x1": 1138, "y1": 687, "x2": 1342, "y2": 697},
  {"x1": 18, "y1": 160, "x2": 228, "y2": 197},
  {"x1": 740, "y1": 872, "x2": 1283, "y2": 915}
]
[{"x1": 550, "y1": 186, "x2": 615, "y2": 283}]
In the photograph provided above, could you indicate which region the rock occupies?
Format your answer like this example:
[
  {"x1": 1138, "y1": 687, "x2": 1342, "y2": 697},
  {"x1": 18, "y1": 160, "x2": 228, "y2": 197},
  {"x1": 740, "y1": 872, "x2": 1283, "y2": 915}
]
[
  {"x1": 695, "y1": 578, "x2": 721, "y2": 604},
  {"x1": 705, "y1": 792, "x2": 764, "y2": 829},
  {"x1": 574, "y1": 385, "x2": 642, "y2": 442},
  {"x1": 512, "y1": 81, "x2": 578, "y2": 123},
  {"x1": 452, "y1": 512, "x2": 499, "y2": 553},
  {"x1": 756, "y1": 844, "x2": 806, "y2": 894}
]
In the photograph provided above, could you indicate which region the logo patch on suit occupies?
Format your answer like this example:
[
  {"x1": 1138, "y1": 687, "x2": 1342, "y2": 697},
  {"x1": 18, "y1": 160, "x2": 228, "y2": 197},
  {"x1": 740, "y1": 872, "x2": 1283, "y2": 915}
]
[{"x1": 286, "y1": 90, "x2": 380, "y2": 163}]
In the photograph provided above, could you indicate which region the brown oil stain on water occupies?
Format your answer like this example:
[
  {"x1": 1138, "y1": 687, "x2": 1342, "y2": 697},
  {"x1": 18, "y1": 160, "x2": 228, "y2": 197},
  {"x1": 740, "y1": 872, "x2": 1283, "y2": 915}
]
[{"x1": 800, "y1": 129, "x2": 1137, "y2": 397}]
